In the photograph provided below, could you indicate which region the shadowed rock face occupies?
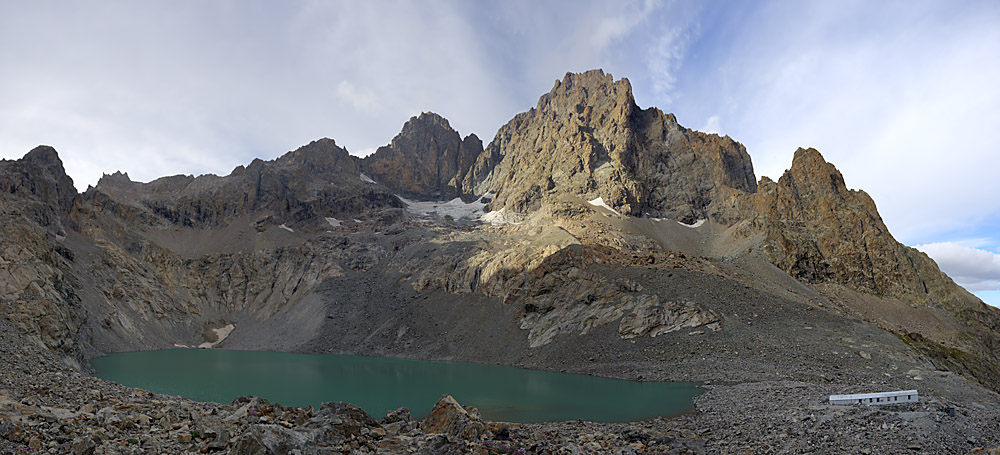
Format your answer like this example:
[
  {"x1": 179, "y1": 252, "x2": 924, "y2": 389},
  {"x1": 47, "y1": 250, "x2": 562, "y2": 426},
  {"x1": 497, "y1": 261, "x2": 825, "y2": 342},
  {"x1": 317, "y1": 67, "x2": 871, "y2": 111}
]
[
  {"x1": 361, "y1": 112, "x2": 483, "y2": 201},
  {"x1": 92, "y1": 138, "x2": 404, "y2": 228},
  {"x1": 0, "y1": 145, "x2": 79, "y2": 231},
  {"x1": 462, "y1": 69, "x2": 757, "y2": 222}
]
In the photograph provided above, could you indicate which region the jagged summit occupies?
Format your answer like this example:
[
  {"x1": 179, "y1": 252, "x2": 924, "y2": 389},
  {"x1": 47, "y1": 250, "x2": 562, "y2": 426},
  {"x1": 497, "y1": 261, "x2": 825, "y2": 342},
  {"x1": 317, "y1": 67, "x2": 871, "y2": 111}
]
[
  {"x1": 458, "y1": 69, "x2": 756, "y2": 224},
  {"x1": 0, "y1": 146, "x2": 78, "y2": 229},
  {"x1": 23, "y1": 145, "x2": 63, "y2": 167},
  {"x1": 96, "y1": 170, "x2": 132, "y2": 187},
  {"x1": 360, "y1": 111, "x2": 483, "y2": 201}
]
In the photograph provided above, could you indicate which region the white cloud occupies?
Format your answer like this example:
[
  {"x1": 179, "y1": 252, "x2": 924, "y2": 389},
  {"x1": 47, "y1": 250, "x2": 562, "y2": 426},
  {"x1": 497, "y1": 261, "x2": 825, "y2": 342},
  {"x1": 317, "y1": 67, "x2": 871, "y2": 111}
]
[
  {"x1": 588, "y1": 0, "x2": 660, "y2": 50},
  {"x1": 0, "y1": 1, "x2": 673, "y2": 188},
  {"x1": 701, "y1": 115, "x2": 722, "y2": 134},
  {"x1": 646, "y1": 27, "x2": 688, "y2": 105},
  {"x1": 336, "y1": 81, "x2": 380, "y2": 114},
  {"x1": 653, "y1": 1, "x2": 1000, "y2": 245},
  {"x1": 916, "y1": 242, "x2": 1000, "y2": 292}
]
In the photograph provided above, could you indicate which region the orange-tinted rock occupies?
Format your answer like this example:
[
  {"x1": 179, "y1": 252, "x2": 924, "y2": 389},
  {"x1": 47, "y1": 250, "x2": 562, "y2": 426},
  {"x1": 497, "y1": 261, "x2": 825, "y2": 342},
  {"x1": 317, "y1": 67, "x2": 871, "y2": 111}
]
[{"x1": 420, "y1": 394, "x2": 485, "y2": 441}]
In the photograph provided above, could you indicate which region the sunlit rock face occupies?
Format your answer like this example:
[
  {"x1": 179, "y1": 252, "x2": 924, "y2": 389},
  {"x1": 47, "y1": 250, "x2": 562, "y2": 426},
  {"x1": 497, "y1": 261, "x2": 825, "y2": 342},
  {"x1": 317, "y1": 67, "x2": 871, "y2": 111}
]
[{"x1": 462, "y1": 69, "x2": 756, "y2": 224}]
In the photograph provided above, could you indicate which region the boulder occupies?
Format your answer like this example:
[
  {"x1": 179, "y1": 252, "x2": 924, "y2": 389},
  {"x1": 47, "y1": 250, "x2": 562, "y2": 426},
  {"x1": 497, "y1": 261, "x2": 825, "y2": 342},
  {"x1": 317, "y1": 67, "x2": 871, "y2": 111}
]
[{"x1": 420, "y1": 394, "x2": 485, "y2": 441}]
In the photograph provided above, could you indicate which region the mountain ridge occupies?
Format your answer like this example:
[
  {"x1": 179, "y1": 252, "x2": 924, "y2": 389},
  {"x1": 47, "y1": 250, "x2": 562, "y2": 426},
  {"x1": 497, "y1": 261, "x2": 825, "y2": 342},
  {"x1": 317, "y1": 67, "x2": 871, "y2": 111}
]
[{"x1": 2, "y1": 68, "x2": 1000, "y2": 453}]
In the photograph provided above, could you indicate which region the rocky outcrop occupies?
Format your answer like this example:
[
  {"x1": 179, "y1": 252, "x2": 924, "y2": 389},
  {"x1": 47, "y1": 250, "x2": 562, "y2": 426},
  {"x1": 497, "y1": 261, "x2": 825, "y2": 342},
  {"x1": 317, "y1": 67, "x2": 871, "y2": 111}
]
[
  {"x1": 361, "y1": 112, "x2": 483, "y2": 200},
  {"x1": 737, "y1": 147, "x2": 985, "y2": 310},
  {"x1": 420, "y1": 395, "x2": 485, "y2": 440},
  {"x1": 743, "y1": 148, "x2": 921, "y2": 294},
  {"x1": 735, "y1": 147, "x2": 1000, "y2": 388},
  {"x1": 463, "y1": 70, "x2": 756, "y2": 222},
  {"x1": 0, "y1": 145, "x2": 79, "y2": 232},
  {"x1": 400, "y1": 237, "x2": 721, "y2": 347}
]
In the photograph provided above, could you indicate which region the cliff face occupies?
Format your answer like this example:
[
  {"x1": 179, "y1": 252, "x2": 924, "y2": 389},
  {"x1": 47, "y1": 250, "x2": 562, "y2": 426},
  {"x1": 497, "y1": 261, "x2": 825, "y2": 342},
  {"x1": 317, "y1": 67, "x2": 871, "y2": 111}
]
[
  {"x1": 0, "y1": 145, "x2": 79, "y2": 232},
  {"x1": 463, "y1": 70, "x2": 756, "y2": 223},
  {"x1": 0, "y1": 148, "x2": 83, "y2": 364},
  {"x1": 743, "y1": 148, "x2": 925, "y2": 294},
  {"x1": 361, "y1": 112, "x2": 483, "y2": 201}
]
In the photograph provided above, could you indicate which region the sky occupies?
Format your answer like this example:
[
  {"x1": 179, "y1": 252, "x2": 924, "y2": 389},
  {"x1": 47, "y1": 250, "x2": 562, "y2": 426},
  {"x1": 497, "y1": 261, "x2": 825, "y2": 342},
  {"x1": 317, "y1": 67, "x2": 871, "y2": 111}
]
[{"x1": 1, "y1": 0, "x2": 998, "y2": 306}]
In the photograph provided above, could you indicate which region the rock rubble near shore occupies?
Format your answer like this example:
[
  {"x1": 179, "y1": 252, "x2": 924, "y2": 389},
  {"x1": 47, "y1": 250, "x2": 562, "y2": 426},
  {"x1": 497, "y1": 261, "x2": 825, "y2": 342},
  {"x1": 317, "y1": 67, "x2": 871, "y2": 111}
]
[
  {"x1": 3, "y1": 318, "x2": 1000, "y2": 455},
  {"x1": 0, "y1": 317, "x2": 709, "y2": 455}
]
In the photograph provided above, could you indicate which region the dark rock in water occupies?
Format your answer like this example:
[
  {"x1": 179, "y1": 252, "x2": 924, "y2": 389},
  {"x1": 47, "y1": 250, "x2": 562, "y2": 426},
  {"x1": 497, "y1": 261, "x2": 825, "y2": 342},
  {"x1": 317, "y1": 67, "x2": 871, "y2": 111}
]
[{"x1": 421, "y1": 394, "x2": 485, "y2": 441}]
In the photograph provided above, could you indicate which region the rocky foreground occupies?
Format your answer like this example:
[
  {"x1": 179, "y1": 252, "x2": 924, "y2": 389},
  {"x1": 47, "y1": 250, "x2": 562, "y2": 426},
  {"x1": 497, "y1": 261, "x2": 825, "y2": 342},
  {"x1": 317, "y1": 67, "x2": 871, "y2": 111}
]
[{"x1": 3, "y1": 318, "x2": 1000, "y2": 455}]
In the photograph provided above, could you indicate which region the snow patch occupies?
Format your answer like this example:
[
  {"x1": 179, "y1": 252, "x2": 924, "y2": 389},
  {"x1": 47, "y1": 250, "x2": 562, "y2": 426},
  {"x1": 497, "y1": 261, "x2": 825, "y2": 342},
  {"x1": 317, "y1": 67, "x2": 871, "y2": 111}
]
[
  {"x1": 360, "y1": 173, "x2": 376, "y2": 184},
  {"x1": 588, "y1": 197, "x2": 620, "y2": 216},
  {"x1": 325, "y1": 217, "x2": 342, "y2": 227},
  {"x1": 198, "y1": 324, "x2": 235, "y2": 349},
  {"x1": 279, "y1": 224, "x2": 294, "y2": 232},
  {"x1": 481, "y1": 208, "x2": 516, "y2": 225},
  {"x1": 398, "y1": 196, "x2": 488, "y2": 220},
  {"x1": 678, "y1": 219, "x2": 706, "y2": 228}
]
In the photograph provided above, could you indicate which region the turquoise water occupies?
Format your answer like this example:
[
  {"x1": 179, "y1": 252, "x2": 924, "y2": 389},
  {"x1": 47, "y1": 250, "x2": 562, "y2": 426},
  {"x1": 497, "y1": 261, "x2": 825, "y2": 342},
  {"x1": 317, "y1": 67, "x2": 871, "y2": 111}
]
[{"x1": 91, "y1": 349, "x2": 700, "y2": 423}]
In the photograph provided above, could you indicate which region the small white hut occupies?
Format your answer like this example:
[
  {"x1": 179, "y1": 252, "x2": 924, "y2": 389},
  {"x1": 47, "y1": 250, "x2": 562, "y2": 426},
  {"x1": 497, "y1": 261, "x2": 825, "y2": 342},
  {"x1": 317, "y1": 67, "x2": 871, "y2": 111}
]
[{"x1": 829, "y1": 390, "x2": 918, "y2": 405}]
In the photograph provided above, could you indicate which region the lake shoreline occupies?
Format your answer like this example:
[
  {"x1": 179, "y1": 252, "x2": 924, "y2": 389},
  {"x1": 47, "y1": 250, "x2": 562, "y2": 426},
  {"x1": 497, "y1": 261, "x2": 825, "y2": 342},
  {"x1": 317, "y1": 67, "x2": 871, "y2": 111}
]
[
  {"x1": 91, "y1": 349, "x2": 702, "y2": 424},
  {"x1": 4, "y1": 316, "x2": 1000, "y2": 453}
]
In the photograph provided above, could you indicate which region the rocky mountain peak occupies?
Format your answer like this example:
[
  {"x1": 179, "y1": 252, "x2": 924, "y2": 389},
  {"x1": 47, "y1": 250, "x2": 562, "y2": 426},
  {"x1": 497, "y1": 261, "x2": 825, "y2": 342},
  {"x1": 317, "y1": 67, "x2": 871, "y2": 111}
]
[
  {"x1": 361, "y1": 111, "x2": 483, "y2": 201},
  {"x1": 23, "y1": 145, "x2": 63, "y2": 167},
  {"x1": 781, "y1": 147, "x2": 879, "y2": 215},
  {"x1": 788, "y1": 148, "x2": 847, "y2": 190},
  {"x1": 22, "y1": 146, "x2": 76, "y2": 191},
  {"x1": 274, "y1": 137, "x2": 360, "y2": 177},
  {"x1": 0, "y1": 146, "x2": 78, "y2": 223},
  {"x1": 537, "y1": 69, "x2": 636, "y2": 121},
  {"x1": 96, "y1": 171, "x2": 132, "y2": 188},
  {"x1": 747, "y1": 147, "x2": 915, "y2": 292},
  {"x1": 399, "y1": 112, "x2": 453, "y2": 136},
  {"x1": 463, "y1": 69, "x2": 755, "y2": 222}
]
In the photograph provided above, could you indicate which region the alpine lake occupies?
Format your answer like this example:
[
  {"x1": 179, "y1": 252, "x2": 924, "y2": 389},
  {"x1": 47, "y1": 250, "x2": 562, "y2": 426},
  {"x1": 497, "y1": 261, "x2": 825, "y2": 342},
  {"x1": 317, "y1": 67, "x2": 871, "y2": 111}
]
[{"x1": 92, "y1": 349, "x2": 701, "y2": 423}]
